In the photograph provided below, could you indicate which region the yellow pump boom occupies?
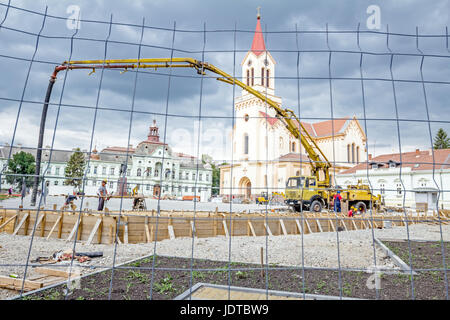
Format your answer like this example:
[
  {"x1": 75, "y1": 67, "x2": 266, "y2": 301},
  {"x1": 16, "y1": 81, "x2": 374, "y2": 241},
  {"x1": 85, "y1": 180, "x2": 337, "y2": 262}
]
[{"x1": 63, "y1": 58, "x2": 332, "y2": 186}]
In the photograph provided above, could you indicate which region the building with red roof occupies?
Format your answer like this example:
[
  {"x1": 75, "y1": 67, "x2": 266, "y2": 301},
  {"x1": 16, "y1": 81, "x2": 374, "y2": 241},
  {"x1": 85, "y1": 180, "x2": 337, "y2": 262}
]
[{"x1": 336, "y1": 148, "x2": 450, "y2": 209}]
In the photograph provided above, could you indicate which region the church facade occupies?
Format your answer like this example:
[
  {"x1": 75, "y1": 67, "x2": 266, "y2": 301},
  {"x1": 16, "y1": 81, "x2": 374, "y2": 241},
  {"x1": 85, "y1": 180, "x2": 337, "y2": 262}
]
[{"x1": 219, "y1": 14, "x2": 367, "y2": 200}]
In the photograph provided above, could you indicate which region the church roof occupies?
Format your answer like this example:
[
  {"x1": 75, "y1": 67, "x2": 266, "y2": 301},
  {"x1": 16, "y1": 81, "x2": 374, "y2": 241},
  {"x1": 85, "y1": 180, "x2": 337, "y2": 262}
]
[
  {"x1": 258, "y1": 111, "x2": 352, "y2": 138},
  {"x1": 297, "y1": 118, "x2": 350, "y2": 138},
  {"x1": 251, "y1": 16, "x2": 266, "y2": 56}
]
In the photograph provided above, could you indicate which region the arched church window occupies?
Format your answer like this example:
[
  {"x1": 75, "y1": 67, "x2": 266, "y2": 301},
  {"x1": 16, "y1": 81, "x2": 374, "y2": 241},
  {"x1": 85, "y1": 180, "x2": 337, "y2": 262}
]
[
  {"x1": 356, "y1": 146, "x2": 360, "y2": 164},
  {"x1": 347, "y1": 144, "x2": 351, "y2": 164},
  {"x1": 261, "y1": 67, "x2": 264, "y2": 86},
  {"x1": 244, "y1": 114, "x2": 249, "y2": 122},
  {"x1": 244, "y1": 133, "x2": 249, "y2": 155},
  {"x1": 352, "y1": 143, "x2": 355, "y2": 164},
  {"x1": 246, "y1": 69, "x2": 250, "y2": 86},
  {"x1": 137, "y1": 168, "x2": 142, "y2": 177},
  {"x1": 251, "y1": 68, "x2": 254, "y2": 86},
  {"x1": 291, "y1": 142, "x2": 296, "y2": 152},
  {"x1": 266, "y1": 69, "x2": 270, "y2": 87},
  {"x1": 279, "y1": 137, "x2": 284, "y2": 151}
]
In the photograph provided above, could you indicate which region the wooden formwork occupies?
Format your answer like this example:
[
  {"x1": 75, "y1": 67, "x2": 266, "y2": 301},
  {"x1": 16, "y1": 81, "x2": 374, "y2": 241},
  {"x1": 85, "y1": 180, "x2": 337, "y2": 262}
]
[{"x1": 0, "y1": 208, "x2": 448, "y2": 245}]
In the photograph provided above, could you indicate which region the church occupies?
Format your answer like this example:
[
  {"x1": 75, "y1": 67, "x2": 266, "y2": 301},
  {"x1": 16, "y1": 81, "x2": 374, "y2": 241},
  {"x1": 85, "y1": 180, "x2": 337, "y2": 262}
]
[{"x1": 219, "y1": 13, "x2": 367, "y2": 200}]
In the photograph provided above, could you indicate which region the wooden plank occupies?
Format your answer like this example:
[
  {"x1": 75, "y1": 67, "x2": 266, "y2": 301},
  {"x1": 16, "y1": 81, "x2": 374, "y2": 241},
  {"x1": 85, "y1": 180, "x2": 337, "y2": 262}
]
[
  {"x1": 168, "y1": 225, "x2": 176, "y2": 240},
  {"x1": 315, "y1": 217, "x2": 323, "y2": 233},
  {"x1": 58, "y1": 212, "x2": 64, "y2": 239},
  {"x1": 0, "y1": 214, "x2": 18, "y2": 230},
  {"x1": 66, "y1": 219, "x2": 80, "y2": 241},
  {"x1": 279, "y1": 219, "x2": 288, "y2": 236},
  {"x1": 77, "y1": 214, "x2": 83, "y2": 241},
  {"x1": 222, "y1": 220, "x2": 229, "y2": 238},
  {"x1": 35, "y1": 212, "x2": 45, "y2": 237},
  {"x1": 124, "y1": 217, "x2": 129, "y2": 244},
  {"x1": 86, "y1": 218, "x2": 102, "y2": 245},
  {"x1": 46, "y1": 216, "x2": 61, "y2": 240},
  {"x1": 39, "y1": 212, "x2": 46, "y2": 237},
  {"x1": 145, "y1": 224, "x2": 151, "y2": 243},
  {"x1": 341, "y1": 217, "x2": 348, "y2": 231},
  {"x1": 264, "y1": 222, "x2": 273, "y2": 236},
  {"x1": 328, "y1": 218, "x2": 336, "y2": 232},
  {"x1": 12, "y1": 213, "x2": 29, "y2": 235},
  {"x1": 304, "y1": 218, "x2": 312, "y2": 234},
  {"x1": 35, "y1": 267, "x2": 80, "y2": 278},
  {"x1": 97, "y1": 216, "x2": 103, "y2": 244},
  {"x1": 295, "y1": 219, "x2": 302, "y2": 234},
  {"x1": 190, "y1": 221, "x2": 196, "y2": 238},
  {"x1": 0, "y1": 275, "x2": 43, "y2": 291},
  {"x1": 248, "y1": 221, "x2": 257, "y2": 237},
  {"x1": 351, "y1": 219, "x2": 358, "y2": 230}
]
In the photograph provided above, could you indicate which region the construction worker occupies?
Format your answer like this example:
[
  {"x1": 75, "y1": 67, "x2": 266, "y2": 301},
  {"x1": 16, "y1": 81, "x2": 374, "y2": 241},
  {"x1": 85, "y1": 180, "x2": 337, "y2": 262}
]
[
  {"x1": 333, "y1": 190, "x2": 342, "y2": 213},
  {"x1": 97, "y1": 179, "x2": 109, "y2": 211},
  {"x1": 348, "y1": 206, "x2": 356, "y2": 217}
]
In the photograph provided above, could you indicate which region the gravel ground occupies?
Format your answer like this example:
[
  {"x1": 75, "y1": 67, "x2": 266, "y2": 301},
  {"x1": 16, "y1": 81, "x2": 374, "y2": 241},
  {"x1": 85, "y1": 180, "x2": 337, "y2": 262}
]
[{"x1": 1, "y1": 223, "x2": 449, "y2": 299}]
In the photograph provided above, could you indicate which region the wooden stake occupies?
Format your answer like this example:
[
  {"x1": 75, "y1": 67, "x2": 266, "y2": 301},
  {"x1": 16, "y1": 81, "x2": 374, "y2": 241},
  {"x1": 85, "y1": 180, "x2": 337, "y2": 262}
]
[
  {"x1": 66, "y1": 219, "x2": 80, "y2": 241},
  {"x1": 86, "y1": 218, "x2": 102, "y2": 245},
  {"x1": 279, "y1": 219, "x2": 288, "y2": 236},
  {"x1": 57, "y1": 211, "x2": 64, "y2": 239},
  {"x1": 248, "y1": 220, "x2": 256, "y2": 237},
  {"x1": 46, "y1": 216, "x2": 61, "y2": 240},
  {"x1": 316, "y1": 217, "x2": 323, "y2": 232},
  {"x1": 39, "y1": 212, "x2": 46, "y2": 237},
  {"x1": 295, "y1": 219, "x2": 302, "y2": 234},
  {"x1": 12, "y1": 213, "x2": 29, "y2": 235},
  {"x1": 264, "y1": 222, "x2": 273, "y2": 236},
  {"x1": 222, "y1": 220, "x2": 229, "y2": 238}
]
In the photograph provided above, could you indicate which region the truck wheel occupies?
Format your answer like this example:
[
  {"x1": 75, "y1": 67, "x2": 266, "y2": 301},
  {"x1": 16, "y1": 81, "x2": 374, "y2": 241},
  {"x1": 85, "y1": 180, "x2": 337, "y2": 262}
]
[
  {"x1": 355, "y1": 201, "x2": 367, "y2": 214},
  {"x1": 311, "y1": 200, "x2": 323, "y2": 213}
]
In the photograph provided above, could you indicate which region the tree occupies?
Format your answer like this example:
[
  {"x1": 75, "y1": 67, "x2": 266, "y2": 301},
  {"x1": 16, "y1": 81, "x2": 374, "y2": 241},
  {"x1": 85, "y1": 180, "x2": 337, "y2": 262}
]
[
  {"x1": 202, "y1": 154, "x2": 220, "y2": 196},
  {"x1": 6, "y1": 151, "x2": 36, "y2": 190},
  {"x1": 211, "y1": 164, "x2": 220, "y2": 196},
  {"x1": 433, "y1": 128, "x2": 450, "y2": 149},
  {"x1": 64, "y1": 148, "x2": 86, "y2": 189}
]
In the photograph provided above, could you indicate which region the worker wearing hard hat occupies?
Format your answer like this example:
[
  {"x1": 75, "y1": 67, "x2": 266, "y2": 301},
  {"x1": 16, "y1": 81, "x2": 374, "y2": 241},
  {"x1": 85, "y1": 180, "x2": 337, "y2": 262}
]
[
  {"x1": 333, "y1": 190, "x2": 342, "y2": 213},
  {"x1": 97, "y1": 179, "x2": 109, "y2": 211}
]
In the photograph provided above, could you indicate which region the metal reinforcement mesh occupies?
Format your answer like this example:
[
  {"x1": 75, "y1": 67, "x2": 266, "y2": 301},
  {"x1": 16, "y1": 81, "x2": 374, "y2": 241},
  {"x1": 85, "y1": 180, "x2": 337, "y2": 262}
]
[{"x1": 0, "y1": 1, "x2": 449, "y2": 301}]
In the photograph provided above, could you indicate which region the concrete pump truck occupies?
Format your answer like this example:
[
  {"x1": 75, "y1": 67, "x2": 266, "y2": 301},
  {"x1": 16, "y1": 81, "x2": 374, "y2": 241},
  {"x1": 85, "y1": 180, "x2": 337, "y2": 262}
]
[{"x1": 49, "y1": 57, "x2": 382, "y2": 213}]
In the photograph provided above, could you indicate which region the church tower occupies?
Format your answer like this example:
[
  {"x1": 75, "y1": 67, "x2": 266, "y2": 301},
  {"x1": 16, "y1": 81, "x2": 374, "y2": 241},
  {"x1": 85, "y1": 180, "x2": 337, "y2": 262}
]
[
  {"x1": 240, "y1": 8, "x2": 276, "y2": 97},
  {"x1": 233, "y1": 10, "x2": 283, "y2": 164}
]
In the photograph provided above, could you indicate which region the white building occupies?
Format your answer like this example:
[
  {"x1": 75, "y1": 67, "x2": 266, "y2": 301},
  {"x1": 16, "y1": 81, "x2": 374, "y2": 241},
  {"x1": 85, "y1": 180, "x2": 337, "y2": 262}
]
[
  {"x1": 219, "y1": 14, "x2": 367, "y2": 200},
  {"x1": 336, "y1": 148, "x2": 450, "y2": 210},
  {"x1": 0, "y1": 120, "x2": 212, "y2": 199}
]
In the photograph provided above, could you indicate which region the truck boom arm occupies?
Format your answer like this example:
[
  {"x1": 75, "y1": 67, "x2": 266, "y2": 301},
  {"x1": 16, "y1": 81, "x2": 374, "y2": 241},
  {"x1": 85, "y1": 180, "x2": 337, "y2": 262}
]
[{"x1": 63, "y1": 58, "x2": 332, "y2": 185}]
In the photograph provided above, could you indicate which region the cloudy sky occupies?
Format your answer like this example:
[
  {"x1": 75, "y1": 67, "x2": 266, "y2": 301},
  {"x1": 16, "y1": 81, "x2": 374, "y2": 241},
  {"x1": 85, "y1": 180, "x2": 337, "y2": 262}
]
[{"x1": 0, "y1": 0, "x2": 449, "y2": 162}]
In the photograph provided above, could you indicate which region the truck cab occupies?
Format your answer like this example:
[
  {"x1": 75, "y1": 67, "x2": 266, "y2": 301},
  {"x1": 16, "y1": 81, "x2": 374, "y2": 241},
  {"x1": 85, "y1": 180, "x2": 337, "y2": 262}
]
[{"x1": 285, "y1": 176, "x2": 327, "y2": 212}]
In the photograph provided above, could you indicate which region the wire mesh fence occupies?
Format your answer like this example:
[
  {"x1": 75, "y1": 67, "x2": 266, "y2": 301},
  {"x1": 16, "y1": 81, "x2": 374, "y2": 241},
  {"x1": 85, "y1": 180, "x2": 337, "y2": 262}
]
[{"x1": 0, "y1": 1, "x2": 449, "y2": 301}]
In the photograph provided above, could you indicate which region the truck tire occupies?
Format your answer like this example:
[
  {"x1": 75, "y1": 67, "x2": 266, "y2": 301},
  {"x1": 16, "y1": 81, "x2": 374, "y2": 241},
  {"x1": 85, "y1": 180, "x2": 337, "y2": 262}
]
[
  {"x1": 311, "y1": 200, "x2": 323, "y2": 213},
  {"x1": 355, "y1": 201, "x2": 367, "y2": 214}
]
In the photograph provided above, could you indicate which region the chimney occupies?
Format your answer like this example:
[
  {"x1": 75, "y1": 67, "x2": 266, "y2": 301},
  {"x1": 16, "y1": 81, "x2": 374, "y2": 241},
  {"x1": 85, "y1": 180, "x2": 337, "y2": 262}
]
[
  {"x1": 415, "y1": 148, "x2": 420, "y2": 154},
  {"x1": 368, "y1": 154, "x2": 372, "y2": 161}
]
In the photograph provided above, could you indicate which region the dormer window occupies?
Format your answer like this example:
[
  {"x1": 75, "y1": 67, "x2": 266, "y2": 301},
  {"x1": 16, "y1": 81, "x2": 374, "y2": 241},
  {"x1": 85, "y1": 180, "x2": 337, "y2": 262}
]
[
  {"x1": 371, "y1": 163, "x2": 378, "y2": 169},
  {"x1": 389, "y1": 162, "x2": 396, "y2": 168}
]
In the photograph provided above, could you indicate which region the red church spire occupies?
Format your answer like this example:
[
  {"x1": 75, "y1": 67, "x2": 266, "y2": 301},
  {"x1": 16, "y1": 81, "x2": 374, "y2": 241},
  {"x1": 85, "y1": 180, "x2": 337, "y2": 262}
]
[{"x1": 251, "y1": 7, "x2": 266, "y2": 56}]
